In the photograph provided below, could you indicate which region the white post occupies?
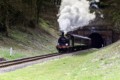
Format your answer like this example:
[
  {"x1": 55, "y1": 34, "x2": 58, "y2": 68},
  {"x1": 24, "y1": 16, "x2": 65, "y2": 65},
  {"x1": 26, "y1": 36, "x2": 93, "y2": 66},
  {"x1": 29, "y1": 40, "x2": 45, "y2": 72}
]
[{"x1": 10, "y1": 47, "x2": 13, "y2": 56}]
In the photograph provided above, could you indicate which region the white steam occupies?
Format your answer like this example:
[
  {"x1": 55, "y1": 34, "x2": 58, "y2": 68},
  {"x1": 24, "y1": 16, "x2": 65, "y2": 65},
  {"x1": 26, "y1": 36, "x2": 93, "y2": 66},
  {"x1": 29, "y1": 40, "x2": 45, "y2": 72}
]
[
  {"x1": 95, "y1": 0, "x2": 100, "y2": 3},
  {"x1": 58, "y1": 0, "x2": 96, "y2": 34}
]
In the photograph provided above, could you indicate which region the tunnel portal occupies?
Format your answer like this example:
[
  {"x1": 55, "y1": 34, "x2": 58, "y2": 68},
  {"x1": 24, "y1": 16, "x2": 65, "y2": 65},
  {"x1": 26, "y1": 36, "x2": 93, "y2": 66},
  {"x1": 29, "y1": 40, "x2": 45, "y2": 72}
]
[
  {"x1": 69, "y1": 28, "x2": 113, "y2": 48},
  {"x1": 89, "y1": 33, "x2": 104, "y2": 48}
]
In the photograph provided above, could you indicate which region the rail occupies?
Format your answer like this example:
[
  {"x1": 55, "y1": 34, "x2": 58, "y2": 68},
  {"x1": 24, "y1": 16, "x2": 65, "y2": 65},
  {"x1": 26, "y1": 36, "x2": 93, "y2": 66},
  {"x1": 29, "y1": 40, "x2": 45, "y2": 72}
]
[{"x1": 0, "y1": 53, "x2": 62, "y2": 68}]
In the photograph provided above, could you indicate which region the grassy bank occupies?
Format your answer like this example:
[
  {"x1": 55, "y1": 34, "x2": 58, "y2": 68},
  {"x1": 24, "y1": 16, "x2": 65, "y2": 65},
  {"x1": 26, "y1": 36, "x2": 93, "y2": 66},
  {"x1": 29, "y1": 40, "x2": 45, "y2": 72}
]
[
  {"x1": 0, "y1": 41, "x2": 120, "y2": 80},
  {"x1": 0, "y1": 19, "x2": 58, "y2": 60},
  {"x1": 0, "y1": 48, "x2": 25, "y2": 60}
]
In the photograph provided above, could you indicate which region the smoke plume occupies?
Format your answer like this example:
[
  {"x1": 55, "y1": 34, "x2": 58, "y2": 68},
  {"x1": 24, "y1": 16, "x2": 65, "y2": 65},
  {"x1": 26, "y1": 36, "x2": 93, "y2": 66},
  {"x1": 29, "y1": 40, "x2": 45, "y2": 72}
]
[{"x1": 57, "y1": 0, "x2": 96, "y2": 34}]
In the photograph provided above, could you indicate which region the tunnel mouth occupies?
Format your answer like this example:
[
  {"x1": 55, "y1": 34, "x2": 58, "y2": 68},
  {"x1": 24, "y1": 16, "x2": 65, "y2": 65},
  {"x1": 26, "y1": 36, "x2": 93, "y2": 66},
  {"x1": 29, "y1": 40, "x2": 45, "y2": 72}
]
[{"x1": 89, "y1": 32, "x2": 104, "y2": 48}]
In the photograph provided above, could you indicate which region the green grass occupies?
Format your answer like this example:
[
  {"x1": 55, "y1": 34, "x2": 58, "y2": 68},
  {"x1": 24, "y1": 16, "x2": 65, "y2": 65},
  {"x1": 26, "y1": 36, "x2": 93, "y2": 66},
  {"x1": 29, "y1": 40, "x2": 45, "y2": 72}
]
[
  {"x1": 1, "y1": 39, "x2": 120, "y2": 79},
  {"x1": 39, "y1": 19, "x2": 58, "y2": 37},
  {"x1": 1, "y1": 40, "x2": 120, "y2": 80},
  {"x1": 0, "y1": 48, "x2": 26, "y2": 60},
  {"x1": 0, "y1": 46, "x2": 57, "y2": 60}
]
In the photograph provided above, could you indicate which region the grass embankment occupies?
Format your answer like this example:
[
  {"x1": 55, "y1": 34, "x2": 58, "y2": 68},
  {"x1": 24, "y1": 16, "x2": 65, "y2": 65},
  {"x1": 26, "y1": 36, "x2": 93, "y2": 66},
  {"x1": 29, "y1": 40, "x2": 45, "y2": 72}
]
[
  {"x1": 0, "y1": 41, "x2": 120, "y2": 80},
  {"x1": 0, "y1": 48, "x2": 25, "y2": 60},
  {"x1": 0, "y1": 19, "x2": 58, "y2": 60}
]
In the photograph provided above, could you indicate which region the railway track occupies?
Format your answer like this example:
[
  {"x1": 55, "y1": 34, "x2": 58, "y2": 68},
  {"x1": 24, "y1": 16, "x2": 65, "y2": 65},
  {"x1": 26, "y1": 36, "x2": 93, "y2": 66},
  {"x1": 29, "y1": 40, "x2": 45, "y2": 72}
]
[
  {"x1": 0, "y1": 53, "x2": 63, "y2": 68},
  {"x1": 0, "y1": 49, "x2": 96, "y2": 74}
]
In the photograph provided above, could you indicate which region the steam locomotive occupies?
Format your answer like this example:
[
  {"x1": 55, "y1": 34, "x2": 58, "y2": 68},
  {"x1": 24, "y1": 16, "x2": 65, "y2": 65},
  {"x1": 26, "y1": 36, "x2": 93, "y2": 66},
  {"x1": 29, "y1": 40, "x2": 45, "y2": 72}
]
[{"x1": 56, "y1": 32, "x2": 91, "y2": 53}]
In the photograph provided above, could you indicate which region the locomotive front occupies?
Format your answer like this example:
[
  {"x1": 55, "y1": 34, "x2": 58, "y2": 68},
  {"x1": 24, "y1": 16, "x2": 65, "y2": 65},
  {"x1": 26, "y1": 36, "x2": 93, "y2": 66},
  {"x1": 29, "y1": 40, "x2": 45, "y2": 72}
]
[{"x1": 56, "y1": 32, "x2": 70, "y2": 53}]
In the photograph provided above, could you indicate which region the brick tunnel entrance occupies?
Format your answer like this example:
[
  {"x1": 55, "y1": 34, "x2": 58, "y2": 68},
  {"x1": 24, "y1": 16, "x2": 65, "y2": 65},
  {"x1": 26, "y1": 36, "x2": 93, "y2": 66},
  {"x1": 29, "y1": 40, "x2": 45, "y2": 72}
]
[
  {"x1": 70, "y1": 28, "x2": 113, "y2": 48},
  {"x1": 89, "y1": 32, "x2": 104, "y2": 48}
]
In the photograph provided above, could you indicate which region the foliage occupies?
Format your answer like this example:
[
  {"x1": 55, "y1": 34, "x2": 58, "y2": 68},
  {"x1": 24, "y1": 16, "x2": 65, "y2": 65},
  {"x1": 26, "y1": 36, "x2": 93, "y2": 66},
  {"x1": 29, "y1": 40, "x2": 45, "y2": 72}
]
[
  {"x1": 0, "y1": 0, "x2": 58, "y2": 36},
  {"x1": 22, "y1": 0, "x2": 33, "y2": 5},
  {"x1": 103, "y1": 0, "x2": 120, "y2": 33},
  {"x1": 110, "y1": 8, "x2": 120, "y2": 33}
]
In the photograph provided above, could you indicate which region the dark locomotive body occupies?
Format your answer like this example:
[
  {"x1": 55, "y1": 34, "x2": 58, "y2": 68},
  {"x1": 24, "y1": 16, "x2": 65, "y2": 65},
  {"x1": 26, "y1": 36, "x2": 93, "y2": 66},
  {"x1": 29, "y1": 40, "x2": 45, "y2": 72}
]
[
  {"x1": 56, "y1": 32, "x2": 91, "y2": 53},
  {"x1": 56, "y1": 32, "x2": 70, "y2": 53}
]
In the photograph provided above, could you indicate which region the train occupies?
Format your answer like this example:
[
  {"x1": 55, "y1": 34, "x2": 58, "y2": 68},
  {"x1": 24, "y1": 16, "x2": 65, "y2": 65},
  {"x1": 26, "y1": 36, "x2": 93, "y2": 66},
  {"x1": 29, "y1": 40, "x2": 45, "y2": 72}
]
[{"x1": 56, "y1": 32, "x2": 91, "y2": 53}]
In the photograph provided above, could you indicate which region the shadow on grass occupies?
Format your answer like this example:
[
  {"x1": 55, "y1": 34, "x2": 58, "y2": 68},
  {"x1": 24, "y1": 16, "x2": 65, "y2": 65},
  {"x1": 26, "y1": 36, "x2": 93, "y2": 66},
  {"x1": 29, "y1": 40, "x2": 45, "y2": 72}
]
[{"x1": 73, "y1": 48, "x2": 98, "y2": 56}]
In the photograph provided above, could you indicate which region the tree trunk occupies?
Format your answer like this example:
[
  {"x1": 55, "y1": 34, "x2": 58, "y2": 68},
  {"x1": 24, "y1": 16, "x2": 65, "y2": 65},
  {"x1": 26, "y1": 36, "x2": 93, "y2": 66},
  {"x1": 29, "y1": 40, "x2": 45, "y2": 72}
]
[{"x1": 5, "y1": 18, "x2": 9, "y2": 37}]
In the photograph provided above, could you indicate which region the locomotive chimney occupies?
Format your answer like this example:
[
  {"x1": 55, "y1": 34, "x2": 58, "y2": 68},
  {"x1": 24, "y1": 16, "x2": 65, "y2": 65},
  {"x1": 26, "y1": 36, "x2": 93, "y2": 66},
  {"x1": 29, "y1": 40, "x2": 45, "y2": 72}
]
[{"x1": 61, "y1": 31, "x2": 64, "y2": 37}]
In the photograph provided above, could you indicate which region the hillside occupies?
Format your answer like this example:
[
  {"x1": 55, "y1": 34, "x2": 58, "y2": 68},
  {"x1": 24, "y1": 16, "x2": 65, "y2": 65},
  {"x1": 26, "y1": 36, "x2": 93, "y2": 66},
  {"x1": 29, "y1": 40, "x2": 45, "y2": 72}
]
[
  {"x1": 0, "y1": 41, "x2": 120, "y2": 79},
  {"x1": 0, "y1": 18, "x2": 58, "y2": 60},
  {"x1": 0, "y1": 0, "x2": 59, "y2": 60}
]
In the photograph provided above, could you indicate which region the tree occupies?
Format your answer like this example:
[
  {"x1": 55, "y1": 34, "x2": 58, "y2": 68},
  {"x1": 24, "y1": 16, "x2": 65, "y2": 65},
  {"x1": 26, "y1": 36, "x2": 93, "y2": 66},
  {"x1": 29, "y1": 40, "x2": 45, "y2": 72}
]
[
  {"x1": 0, "y1": 0, "x2": 9, "y2": 36},
  {"x1": 36, "y1": 0, "x2": 43, "y2": 24}
]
